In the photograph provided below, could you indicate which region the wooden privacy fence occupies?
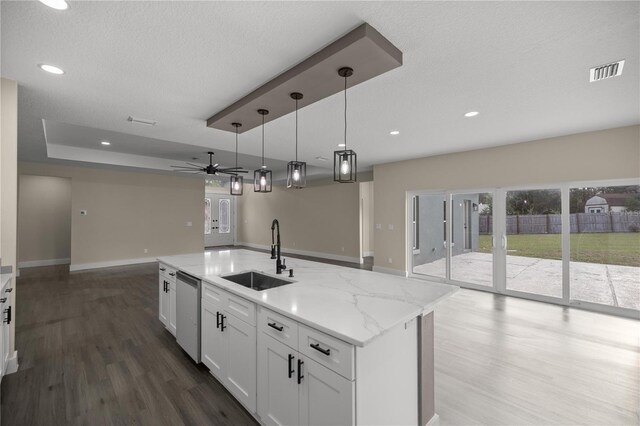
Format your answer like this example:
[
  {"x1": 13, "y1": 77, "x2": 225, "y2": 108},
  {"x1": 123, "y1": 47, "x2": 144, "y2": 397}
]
[{"x1": 479, "y1": 212, "x2": 640, "y2": 234}]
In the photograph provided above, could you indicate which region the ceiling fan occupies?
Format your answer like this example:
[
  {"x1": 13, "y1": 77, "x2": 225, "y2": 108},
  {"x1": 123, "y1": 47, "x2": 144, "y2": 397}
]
[{"x1": 171, "y1": 151, "x2": 248, "y2": 176}]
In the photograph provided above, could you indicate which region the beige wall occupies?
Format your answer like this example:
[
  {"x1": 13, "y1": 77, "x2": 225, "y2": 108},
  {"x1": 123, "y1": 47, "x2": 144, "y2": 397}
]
[
  {"x1": 373, "y1": 125, "x2": 640, "y2": 272},
  {"x1": 18, "y1": 162, "x2": 205, "y2": 268},
  {"x1": 18, "y1": 175, "x2": 72, "y2": 264},
  {"x1": 237, "y1": 181, "x2": 360, "y2": 260},
  {"x1": 1, "y1": 78, "x2": 18, "y2": 360},
  {"x1": 360, "y1": 181, "x2": 374, "y2": 256}
]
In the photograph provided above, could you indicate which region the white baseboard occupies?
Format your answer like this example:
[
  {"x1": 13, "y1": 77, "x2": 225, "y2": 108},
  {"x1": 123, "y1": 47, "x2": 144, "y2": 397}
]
[
  {"x1": 363, "y1": 251, "x2": 374, "y2": 257},
  {"x1": 425, "y1": 413, "x2": 440, "y2": 426},
  {"x1": 18, "y1": 258, "x2": 70, "y2": 268},
  {"x1": 236, "y1": 242, "x2": 361, "y2": 264},
  {"x1": 70, "y1": 256, "x2": 157, "y2": 272},
  {"x1": 6, "y1": 351, "x2": 18, "y2": 375},
  {"x1": 373, "y1": 265, "x2": 408, "y2": 277}
]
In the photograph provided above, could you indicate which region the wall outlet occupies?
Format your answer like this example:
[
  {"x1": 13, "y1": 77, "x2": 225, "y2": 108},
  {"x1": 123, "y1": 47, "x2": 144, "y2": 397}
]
[
  {"x1": 375, "y1": 224, "x2": 382, "y2": 230},
  {"x1": 144, "y1": 248, "x2": 148, "y2": 254},
  {"x1": 80, "y1": 210, "x2": 87, "y2": 215},
  {"x1": 185, "y1": 221, "x2": 192, "y2": 227},
  {"x1": 388, "y1": 224, "x2": 394, "y2": 231},
  {"x1": 388, "y1": 257, "x2": 393, "y2": 264}
]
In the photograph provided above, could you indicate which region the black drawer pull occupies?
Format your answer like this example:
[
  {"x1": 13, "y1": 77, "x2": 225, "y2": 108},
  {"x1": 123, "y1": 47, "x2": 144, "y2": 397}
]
[
  {"x1": 0, "y1": 298, "x2": 6, "y2": 303},
  {"x1": 5, "y1": 288, "x2": 12, "y2": 293},
  {"x1": 310, "y1": 343, "x2": 331, "y2": 356},
  {"x1": 297, "y1": 359, "x2": 304, "y2": 384},
  {"x1": 220, "y1": 314, "x2": 226, "y2": 331},
  {"x1": 169, "y1": 272, "x2": 175, "y2": 277},
  {"x1": 160, "y1": 267, "x2": 166, "y2": 271},
  {"x1": 268, "y1": 322, "x2": 284, "y2": 332},
  {"x1": 288, "y1": 354, "x2": 295, "y2": 378}
]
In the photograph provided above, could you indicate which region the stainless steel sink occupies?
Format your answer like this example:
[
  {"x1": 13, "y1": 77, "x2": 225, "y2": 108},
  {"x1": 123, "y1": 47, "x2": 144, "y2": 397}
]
[{"x1": 222, "y1": 271, "x2": 293, "y2": 291}]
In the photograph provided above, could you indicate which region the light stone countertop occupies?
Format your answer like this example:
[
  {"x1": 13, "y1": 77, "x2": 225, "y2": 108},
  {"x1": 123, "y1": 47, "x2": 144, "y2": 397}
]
[
  {"x1": 0, "y1": 273, "x2": 12, "y2": 289},
  {"x1": 158, "y1": 249, "x2": 457, "y2": 347}
]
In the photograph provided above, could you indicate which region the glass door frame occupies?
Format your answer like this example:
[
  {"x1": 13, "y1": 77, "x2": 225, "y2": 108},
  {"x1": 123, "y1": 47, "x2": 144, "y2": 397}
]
[
  {"x1": 406, "y1": 179, "x2": 640, "y2": 320},
  {"x1": 406, "y1": 188, "x2": 498, "y2": 293}
]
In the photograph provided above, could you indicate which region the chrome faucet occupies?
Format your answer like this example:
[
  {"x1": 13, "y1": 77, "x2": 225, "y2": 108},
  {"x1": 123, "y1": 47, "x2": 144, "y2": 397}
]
[{"x1": 271, "y1": 219, "x2": 286, "y2": 274}]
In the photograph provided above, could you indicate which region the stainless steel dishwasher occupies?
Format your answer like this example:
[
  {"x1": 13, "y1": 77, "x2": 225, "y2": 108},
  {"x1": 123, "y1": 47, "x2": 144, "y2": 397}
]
[{"x1": 176, "y1": 271, "x2": 201, "y2": 363}]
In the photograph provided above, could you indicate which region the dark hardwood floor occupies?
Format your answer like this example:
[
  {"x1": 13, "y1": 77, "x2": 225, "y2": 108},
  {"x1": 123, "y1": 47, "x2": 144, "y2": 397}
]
[{"x1": 2, "y1": 263, "x2": 259, "y2": 426}]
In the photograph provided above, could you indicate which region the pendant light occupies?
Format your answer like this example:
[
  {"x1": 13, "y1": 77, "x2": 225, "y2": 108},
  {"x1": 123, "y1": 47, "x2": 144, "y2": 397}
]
[
  {"x1": 254, "y1": 109, "x2": 272, "y2": 193},
  {"x1": 230, "y1": 122, "x2": 243, "y2": 196},
  {"x1": 334, "y1": 67, "x2": 357, "y2": 183},
  {"x1": 287, "y1": 92, "x2": 306, "y2": 188}
]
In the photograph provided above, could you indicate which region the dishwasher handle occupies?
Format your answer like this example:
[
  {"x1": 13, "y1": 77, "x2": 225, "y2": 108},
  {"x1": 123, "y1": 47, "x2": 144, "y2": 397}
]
[{"x1": 176, "y1": 271, "x2": 200, "y2": 288}]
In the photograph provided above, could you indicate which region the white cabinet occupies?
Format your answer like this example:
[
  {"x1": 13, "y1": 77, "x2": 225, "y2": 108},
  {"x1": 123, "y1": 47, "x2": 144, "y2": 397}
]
[
  {"x1": 168, "y1": 280, "x2": 177, "y2": 336},
  {"x1": 158, "y1": 263, "x2": 176, "y2": 336},
  {"x1": 257, "y1": 307, "x2": 355, "y2": 426},
  {"x1": 0, "y1": 279, "x2": 12, "y2": 378},
  {"x1": 257, "y1": 333, "x2": 300, "y2": 426},
  {"x1": 201, "y1": 283, "x2": 257, "y2": 412},
  {"x1": 159, "y1": 272, "x2": 169, "y2": 327},
  {"x1": 299, "y1": 354, "x2": 354, "y2": 426}
]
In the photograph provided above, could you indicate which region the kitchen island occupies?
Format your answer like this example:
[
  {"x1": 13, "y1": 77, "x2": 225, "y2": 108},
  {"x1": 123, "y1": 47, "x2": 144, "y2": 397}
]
[{"x1": 158, "y1": 249, "x2": 457, "y2": 426}]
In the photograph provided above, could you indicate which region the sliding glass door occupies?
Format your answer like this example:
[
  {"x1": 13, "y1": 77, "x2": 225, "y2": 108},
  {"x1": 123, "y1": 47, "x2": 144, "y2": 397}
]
[
  {"x1": 504, "y1": 188, "x2": 563, "y2": 299},
  {"x1": 408, "y1": 180, "x2": 639, "y2": 319}
]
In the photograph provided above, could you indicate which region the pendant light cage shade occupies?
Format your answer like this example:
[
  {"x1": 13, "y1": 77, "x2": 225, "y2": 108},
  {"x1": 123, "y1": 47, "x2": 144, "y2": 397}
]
[
  {"x1": 254, "y1": 168, "x2": 272, "y2": 193},
  {"x1": 333, "y1": 150, "x2": 357, "y2": 183},
  {"x1": 254, "y1": 109, "x2": 272, "y2": 193},
  {"x1": 230, "y1": 175, "x2": 243, "y2": 195},
  {"x1": 287, "y1": 92, "x2": 306, "y2": 189},
  {"x1": 333, "y1": 67, "x2": 357, "y2": 183},
  {"x1": 287, "y1": 161, "x2": 307, "y2": 188}
]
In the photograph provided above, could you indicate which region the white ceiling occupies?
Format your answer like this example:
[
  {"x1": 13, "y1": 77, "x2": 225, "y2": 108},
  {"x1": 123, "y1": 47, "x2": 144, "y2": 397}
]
[{"x1": 1, "y1": 1, "x2": 638, "y2": 176}]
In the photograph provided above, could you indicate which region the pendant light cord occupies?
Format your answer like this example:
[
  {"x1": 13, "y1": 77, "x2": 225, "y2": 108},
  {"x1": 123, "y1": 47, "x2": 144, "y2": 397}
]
[
  {"x1": 344, "y1": 73, "x2": 347, "y2": 150},
  {"x1": 262, "y1": 113, "x2": 265, "y2": 167},
  {"x1": 232, "y1": 127, "x2": 236, "y2": 170},
  {"x1": 295, "y1": 97, "x2": 299, "y2": 162}
]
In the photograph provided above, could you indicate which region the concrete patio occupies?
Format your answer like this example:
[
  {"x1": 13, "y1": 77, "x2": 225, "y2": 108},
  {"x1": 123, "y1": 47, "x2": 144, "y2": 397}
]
[{"x1": 413, "y1": 252, "x2": 639, "y2": 310}]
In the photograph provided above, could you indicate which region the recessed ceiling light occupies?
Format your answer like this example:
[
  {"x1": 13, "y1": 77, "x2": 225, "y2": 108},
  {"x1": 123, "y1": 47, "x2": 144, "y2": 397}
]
[
  {"x1": 100, "y1": 141, "x2": 111, "y2": 146},
  {"x1": 39, "y1": 0, "x2": 68, "y2": 10},
  {"x1": 338, "y1": 143, "x2": 346, "y2": 147},
  {"x1": 389, "y1": 130, "x2": 400, "y2": 135},
  {"x1": 39, "y1": 64, "x2": 64, "y2": 75},
  {"x1": 464, "y1": 111, "x2": 479, "y2": 117}
]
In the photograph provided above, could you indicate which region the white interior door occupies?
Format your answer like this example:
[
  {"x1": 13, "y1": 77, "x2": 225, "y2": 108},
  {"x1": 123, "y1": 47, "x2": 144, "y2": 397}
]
[{"x1": 205, "y1": 194, "x2": 235, "y2": 247}]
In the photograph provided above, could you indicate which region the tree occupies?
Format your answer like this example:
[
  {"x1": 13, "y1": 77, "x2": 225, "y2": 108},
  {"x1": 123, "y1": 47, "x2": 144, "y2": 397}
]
[
  {"x1": 506, "y1": 190, "x2": 560, "y2": 215},
  {"x1": 625, "y1": 195, "x2": 640, "y2": 212}
]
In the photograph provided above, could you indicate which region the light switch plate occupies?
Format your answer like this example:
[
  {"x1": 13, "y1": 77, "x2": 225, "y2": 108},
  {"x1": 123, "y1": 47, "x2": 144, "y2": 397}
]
[{"x1": 80, "y1": 210, "x2": 87, "y2": 215}]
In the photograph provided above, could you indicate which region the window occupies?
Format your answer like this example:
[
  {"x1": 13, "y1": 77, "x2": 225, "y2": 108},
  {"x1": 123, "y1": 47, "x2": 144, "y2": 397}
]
[
  {"x1": 219, "y1": 199, "x2": 230, "y2": 234},
  {"x1": 412, "y1": 196, "x2": 419, "y2": 250}
]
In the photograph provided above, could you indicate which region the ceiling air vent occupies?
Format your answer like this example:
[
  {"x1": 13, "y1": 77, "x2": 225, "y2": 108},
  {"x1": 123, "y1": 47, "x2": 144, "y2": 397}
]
[
  {"x1": 590, "y1": 60, "x2": 625, "y2": 82},
  {"x1": 127, "y1": 116, "x2": 157, "y2": 126}
]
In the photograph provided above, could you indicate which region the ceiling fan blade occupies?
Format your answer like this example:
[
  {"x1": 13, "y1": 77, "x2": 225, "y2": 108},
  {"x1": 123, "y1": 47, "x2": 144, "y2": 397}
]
[
  {"x1": 219, "y1": 168, "x2": 249, "y2": 173},
  {"x1": 186, "y1": 162, "x2": 203, "y2": 167},
  {"x1": 173, "y1": 170, "x2": 203, "y2": 174},
  {"x1": 213, "y1": 163, "x2": 219, "y2": 167}
]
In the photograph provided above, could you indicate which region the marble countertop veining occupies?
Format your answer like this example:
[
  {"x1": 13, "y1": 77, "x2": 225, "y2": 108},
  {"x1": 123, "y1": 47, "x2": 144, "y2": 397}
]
[{"x1": 158, "y1": 250, "x2": 457, "y2": 347}]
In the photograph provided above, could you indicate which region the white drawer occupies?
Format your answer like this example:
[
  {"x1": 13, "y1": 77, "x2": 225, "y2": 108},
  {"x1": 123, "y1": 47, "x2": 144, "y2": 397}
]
[
  {"x1": 299, "y1": 324, "x2": 354, "y2": 380},
  {"x1": 202, "y1": 282, "x2": 226, "y2": 307},
  {"x1": 258, "y1": 307, "x2": 298, "y2": 350},
  {"x1": 225, "y1": 292, "x2": 256, "y2": 326},
  {"x1": 165, "y1": 267, "x2": 177, "y2": 283}
]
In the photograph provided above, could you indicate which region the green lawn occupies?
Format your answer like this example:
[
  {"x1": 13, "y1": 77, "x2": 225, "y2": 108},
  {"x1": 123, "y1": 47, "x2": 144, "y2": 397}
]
[{"x1": 478, "y1": 233, "x2": 640, "y2": 267}]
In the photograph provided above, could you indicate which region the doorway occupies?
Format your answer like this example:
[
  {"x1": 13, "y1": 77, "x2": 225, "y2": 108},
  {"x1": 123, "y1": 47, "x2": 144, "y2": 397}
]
[{"x1": 204, "y1": 193, "x2": 235, "y2": 247}]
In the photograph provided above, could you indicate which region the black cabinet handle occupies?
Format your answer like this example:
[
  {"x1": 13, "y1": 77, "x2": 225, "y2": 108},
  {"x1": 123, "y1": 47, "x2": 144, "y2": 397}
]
[
  {"x1": 163, "y1": 281, "x2": 166, "y2": 292},
  {"x1": 4, "y1": 306, "x2": 11, "y2": 324},
  {"x1": 5, "y1": 288, "x2": 12, "y2": 293},
  {"x1": 216, "y1": 311, "x2": 221, "y2": 329},
  {"x1": 160, "y1": 267, "x2": 166, "y2": 272},
  {"x1": 0, "y1": 298, "x2": 6, "y2": 303},
  {"x1": 268, "y1": 322, "x2": 283, "y2": 332},
  {"x1": 297, "y1": 359, "x2": 304, "y2": 384},
  {"x1": 220, "y1": 314, "x2": 226, "y2": 331},
  {"x1": 169, "y1": 272, "x2": 175, "y2": 277},
  {"x1": 288, "y1": 354, "x2": 295, "y2": 378},
  {"x1": 310, "y1": 343, "x2": 331, "y2": 356}
]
